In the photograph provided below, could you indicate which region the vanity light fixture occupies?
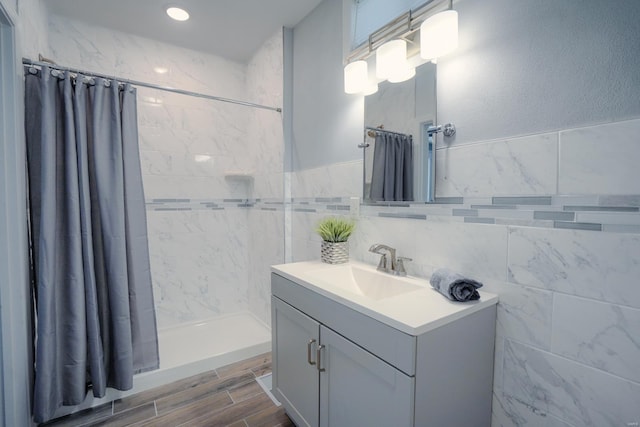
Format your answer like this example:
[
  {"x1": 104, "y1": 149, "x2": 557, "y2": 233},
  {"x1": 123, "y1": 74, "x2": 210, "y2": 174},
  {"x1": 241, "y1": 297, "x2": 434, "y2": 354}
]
[
  {"x1": 375, "y1": 39, "x2": 415, "y2": 83},
  {"x1": 344, "y1": 60, "x2": 368, "y2": 94},
  {"x1": 362, "y1": 81, "x2": 379, "y2": 96},
  {"x1": 344, "y1": 59, "x2": 379, "y2": 95},
  {"x1": 343, "y1": 0, "x2": 459, "y2": 95},
  {"x1": 166, "y1": 6, "x2": 190, "y2": 21},
  {"x1": 387, "y1": 64, "x2": 416, "y2": 83},
  {"x1": 420, "y1": 9, "x2": 458, "y2": 62}
]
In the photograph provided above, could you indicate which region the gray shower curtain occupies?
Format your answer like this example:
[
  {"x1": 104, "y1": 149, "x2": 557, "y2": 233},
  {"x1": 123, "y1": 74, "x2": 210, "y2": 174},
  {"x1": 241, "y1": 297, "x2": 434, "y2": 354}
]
[
  {"x1": 25, "y1": 66, "x2": 159, "y2": 423},
  {"x1": 370, "y1": 133, "x2": 414, "y2": 201}
]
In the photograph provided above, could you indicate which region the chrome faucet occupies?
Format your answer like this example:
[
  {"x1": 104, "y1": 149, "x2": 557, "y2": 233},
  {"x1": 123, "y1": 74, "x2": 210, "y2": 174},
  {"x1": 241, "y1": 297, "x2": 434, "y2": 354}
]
[{"x1": 368, "y1": 244, "x2": 412, "y2": 276}]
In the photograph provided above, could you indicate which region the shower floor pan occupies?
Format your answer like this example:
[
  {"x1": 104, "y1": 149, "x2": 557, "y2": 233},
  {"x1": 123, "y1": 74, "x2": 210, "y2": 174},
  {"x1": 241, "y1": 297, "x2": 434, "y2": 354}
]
[{"x1": 52, "y1": 311, "x2": 271, "y2": 419}]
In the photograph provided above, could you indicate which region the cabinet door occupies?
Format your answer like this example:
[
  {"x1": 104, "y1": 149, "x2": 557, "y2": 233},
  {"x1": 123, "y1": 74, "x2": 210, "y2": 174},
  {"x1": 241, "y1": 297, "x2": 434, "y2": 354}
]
[
  {"x1": 272, "y1": 296, "x2": 320, "y2": 427},
  {"x1": 319, "y1": 326, "x2": 414, "y2": 427}
]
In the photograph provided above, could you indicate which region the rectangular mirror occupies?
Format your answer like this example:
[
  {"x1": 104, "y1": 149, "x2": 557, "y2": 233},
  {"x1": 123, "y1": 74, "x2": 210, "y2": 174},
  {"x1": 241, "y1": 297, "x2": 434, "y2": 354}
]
[{"x1": 363, "y1": 62, "x2": 437, "y2": 203}]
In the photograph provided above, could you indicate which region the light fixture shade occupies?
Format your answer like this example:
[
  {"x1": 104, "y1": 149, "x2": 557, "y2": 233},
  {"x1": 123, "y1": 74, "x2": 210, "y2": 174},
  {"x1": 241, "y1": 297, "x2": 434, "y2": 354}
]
[
  {"x1": 420, "y1": 10, "x2": 458, "y2": 60},
  {"x1": 362, "y1": 81, "x2": 379, "y2": 96},
  {"x1": 376, "y1": 40, "x2": 408, "y2": 80},
  {"x1": 166, "y1": 6, "x2": 190, "y2": 21},
  {"x1": 344, "y1": 60, "x2": 368, "y2": 94},
  {"x1": 387, "y1": 66, "x2": 416, "y2": 83}
]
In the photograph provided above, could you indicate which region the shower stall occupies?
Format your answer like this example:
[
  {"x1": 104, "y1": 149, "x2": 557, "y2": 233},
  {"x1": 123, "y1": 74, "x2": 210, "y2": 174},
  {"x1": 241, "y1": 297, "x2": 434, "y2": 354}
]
[
  {"x1": 140, "y1": 87, "x2": 282, "y2": 386},
  {"x1": 135, "y1": 75, "x2": 285, "y2": 387},
  {"x1": 35, "y1": 20, "x2": 286, "y2": 418}
]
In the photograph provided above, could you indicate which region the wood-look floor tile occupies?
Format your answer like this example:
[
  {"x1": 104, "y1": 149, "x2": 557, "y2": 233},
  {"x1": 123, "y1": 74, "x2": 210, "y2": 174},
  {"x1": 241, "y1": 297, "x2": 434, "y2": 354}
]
[
  {"x1": 216, "y1": 352, "x2": 271, "y2": 379},
  {"x1": 178, "y1": 392, "x2": 274, "y2": 427},
  {"x1": 113, "y1": 369, "x2": 219, "y2": 413},
  {"x1": 45, "y1": 353, "x2": 286, "y2": 427},
  {"x1": 155, "y1": 371, "x2": 255, "y2": 415},
  {"x1": 244, "y1": 404, "x2": 294, "y2": 427},
  {"x1": 132, "y1": 391, "x2": 234, "y2": 427},
  {"x1": 228, "y1": 379, "x2": 264, "y2": 403},
  {"x1": 39, "y1": 402, "x2": 113, "y2": 427},
  {"x1": 251, "y1": 364, "x2": 272, "y2": 378},
  {"x1": 87, "y1": 402, "x2": 156, "y2": 427}
]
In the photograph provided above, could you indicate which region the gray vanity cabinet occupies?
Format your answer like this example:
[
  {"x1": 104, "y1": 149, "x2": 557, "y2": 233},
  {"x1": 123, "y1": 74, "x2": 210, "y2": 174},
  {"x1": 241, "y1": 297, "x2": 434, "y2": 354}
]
[
  {"x1": 318, "y1": 325, "x2": 414, "y2": 427},
  {"x1": 272, "y1": 295, "x2": 413, "y2": 427},
  {"x1": 271, "y1": 296, "x2": 319, "y2": 427},
  {"x1": 271, "y1": 271, "x2": 496, "y2": 427}
]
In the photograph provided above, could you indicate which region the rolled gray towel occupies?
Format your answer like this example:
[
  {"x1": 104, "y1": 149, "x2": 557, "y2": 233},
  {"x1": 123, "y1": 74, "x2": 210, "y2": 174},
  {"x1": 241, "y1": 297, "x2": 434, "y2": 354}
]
[{"x1": 430, "y1": 268, "x2": 483, "y2": 302}]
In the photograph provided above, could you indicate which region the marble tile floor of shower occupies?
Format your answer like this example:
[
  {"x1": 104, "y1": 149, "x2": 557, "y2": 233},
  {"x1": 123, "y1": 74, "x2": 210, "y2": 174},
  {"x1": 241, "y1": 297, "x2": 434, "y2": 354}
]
[{"x1": 41, "y1": 352, "x2": 293, "y2": 427}]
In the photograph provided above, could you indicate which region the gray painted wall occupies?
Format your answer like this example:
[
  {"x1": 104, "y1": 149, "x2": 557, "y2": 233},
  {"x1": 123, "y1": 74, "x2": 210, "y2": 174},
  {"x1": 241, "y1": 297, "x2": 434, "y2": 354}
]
[
  {"x1": 291, "y1": 0, "x2": 362, "y2": 171},
  {"x1": 439, "y1": 0, "x2": 640, "y2": 146},
  {"x1": 292, "y1": 0, "x2": 640, "y2": 167}
]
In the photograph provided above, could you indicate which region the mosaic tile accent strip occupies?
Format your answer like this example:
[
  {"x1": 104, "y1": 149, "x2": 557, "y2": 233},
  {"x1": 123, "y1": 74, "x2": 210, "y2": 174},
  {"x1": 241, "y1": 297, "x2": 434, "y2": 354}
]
[
  {"x1": 145, "y1": 198, "x2": 287, "y2": 212},
  {"x1": 493, "y1": 196, "x2": 553, "y2": 205},
  {"x1": 554, "y1": 221, "x2": 603, "y2": 231},
  {"x1": 534, "y1": 211, "x2": 576, "y2": 221},
  {"x1": 147, "y1": 195, "x2": 640, "y2": 234},
  {"x1": 378, "y1": 212, "x2": 427, "y2": 220},
  {"x1": 286, "y1": 195, "x2": 640, "y2": 234}
]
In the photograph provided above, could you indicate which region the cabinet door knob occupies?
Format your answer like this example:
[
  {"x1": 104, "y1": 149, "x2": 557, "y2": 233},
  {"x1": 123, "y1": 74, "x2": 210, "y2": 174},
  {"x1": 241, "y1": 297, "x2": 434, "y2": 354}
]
[
  {"x1": 316, "y1": 345, "x2": 326, "y2": 372},
  {"x1": 307, "y1": 339, "x2": 317, "y2": 365}
]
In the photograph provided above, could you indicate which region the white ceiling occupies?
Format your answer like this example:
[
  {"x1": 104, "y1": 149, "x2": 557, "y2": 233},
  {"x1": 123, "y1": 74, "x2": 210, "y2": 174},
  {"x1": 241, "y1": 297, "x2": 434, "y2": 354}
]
[{"x1": 45, "y1": 0, "x2": 324, "y2": 63}]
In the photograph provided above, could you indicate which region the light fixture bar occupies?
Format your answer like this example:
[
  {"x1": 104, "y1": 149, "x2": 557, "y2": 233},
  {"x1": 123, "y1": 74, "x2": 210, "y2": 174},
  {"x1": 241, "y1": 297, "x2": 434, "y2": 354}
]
[{"x1": 346, "y1": 0, "x2": 451, "y2": 64}]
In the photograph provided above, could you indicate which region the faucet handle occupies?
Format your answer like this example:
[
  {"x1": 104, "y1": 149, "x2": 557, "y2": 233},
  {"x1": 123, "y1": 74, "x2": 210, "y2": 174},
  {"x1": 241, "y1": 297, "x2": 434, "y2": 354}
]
[{"x1": 394, "y1": 256, "x2": 412, "y2": 276}]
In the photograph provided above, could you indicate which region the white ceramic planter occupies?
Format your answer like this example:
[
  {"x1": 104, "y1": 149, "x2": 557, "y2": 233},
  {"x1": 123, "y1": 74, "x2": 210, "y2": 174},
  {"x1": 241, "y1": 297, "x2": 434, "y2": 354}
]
[{"x1": 320, "y1": 241, "x2": 349, "y2": 264}]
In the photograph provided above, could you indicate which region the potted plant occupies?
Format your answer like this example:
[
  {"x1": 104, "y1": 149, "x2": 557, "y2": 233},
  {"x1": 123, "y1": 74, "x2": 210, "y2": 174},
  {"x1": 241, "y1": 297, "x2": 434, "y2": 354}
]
[{"x1": 315, "y1": 216, "x2": 356, "y2": 264}]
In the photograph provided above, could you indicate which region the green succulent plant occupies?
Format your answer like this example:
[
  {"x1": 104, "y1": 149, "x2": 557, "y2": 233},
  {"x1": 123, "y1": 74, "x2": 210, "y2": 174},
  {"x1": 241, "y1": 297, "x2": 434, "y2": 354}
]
[{"x1": 315, "y1": 217, "x2": 356, "y2": 243}]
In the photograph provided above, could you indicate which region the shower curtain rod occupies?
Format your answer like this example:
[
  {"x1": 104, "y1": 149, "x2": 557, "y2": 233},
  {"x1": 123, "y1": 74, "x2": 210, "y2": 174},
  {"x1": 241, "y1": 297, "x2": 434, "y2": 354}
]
[{"x1": 22, "y1": 58, "x2": 282, "y2": 113}]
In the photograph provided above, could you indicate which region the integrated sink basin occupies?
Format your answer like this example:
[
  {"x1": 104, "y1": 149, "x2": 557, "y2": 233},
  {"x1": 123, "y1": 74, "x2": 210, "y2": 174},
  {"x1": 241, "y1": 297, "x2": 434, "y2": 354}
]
[
  {"x1": 303, "y1": 264, "x2": 424, "y2": 301},
  {"x1": 272, "y1": 260, "x2": 498, "y2": 335}
]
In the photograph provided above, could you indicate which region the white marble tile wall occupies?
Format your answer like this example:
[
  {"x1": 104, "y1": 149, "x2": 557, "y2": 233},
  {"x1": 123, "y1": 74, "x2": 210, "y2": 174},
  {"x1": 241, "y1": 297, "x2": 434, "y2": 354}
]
[
  {"x1": 15, "y1": 0, "x2": 50, "y2": 58},
  {"x1": 245, "y1": 29, "x2": 285, "y2": 326},
  {"x1": 248, "y1": 209, "x2": 285, "y2": 326},
  {"x1": 503, "y1": 340, "x2": 640, "y2": 426},
  {"x1": 290, "y1": 117, "x2": 640, "y2": 426},
  {"x1": 434, "y1": 118, "x2": 640, "y2": 197},
  {"x1": 551, "y1": 294, "x2": 640, "y2": 383},
  {"x1": 147, "y1": 209, "x2": 250, "y2": 328},
  {"x1": 436, "y1": 133, "x2": 558, "y2": 197},
  {"x1": 290, "y1": 211, "x2": 324, "y2": 263},
  {"x1": 245, "y1": 30, "x2": 285, "y2": 200},
  {"x1": 47, "y1": 16, "x2": 246, "y2": 99},
  {"x1": 491, "y1": 392, "x2": 573, "y2": 427},
  {"x1": 292, "y1": 160, "x2": 362, "y2": 198},
  {"x1": 508, "y1": 227, "x2": 640, "y2": 308},
  {"x1": 47, "y1": 16, "x2": 285, "y2": 329}
]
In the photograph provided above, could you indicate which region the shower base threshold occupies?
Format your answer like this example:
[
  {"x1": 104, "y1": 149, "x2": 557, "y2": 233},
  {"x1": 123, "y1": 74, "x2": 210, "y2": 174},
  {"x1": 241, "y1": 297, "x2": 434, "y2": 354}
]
[{"x1": 51, "y1": 311, "x2": 271, "y2": 420}]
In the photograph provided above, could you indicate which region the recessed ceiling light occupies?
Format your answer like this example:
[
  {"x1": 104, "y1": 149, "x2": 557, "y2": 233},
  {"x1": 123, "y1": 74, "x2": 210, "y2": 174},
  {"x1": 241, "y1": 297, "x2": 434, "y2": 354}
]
[
  {"x1": 153, "y1": 66, "x2": 169, "y2": 74},
  {"x1": 166, "y1": 6, "x2": 189, "y2": 21}
]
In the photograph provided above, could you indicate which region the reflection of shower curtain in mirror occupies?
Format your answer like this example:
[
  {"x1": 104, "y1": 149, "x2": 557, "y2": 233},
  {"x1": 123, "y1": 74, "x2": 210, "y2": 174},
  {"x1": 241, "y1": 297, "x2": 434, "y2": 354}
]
[{"x1": 370, "y1": 133, "x2": 414, "y2": 201}]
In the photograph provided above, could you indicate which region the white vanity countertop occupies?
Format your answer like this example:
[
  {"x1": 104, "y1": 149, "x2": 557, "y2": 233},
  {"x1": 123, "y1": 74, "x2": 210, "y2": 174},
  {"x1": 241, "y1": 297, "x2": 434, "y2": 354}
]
[{"x1": 272, "y1": 260, "x2": 499, "y2": 336}]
